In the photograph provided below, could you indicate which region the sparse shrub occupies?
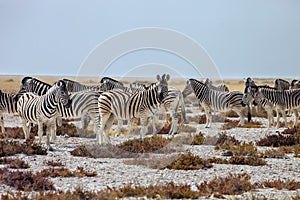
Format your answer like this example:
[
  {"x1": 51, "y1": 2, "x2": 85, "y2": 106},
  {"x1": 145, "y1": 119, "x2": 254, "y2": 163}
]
[
  {"x1": 0, "y1": 158, "x2": 29, "y2": 169},
  {"x1": 260, "y1": 148, "x2": 287, "y2": 158},
  {"x1": 215, "y1": 132, "x2": 241, "y2": 146},
  {"x1": 216, "y1": 141, "x2": 258, "y2": 156},
  {"x1": 228, "y1": 156, "x2": 267, "y2": 166},
  {"x1": 37, "y1": 166, "x2": 97, "y2": 177},
  {"x1": 191, "y1": 132, "x2": 205, "y2": 145},
  {"x1": 0, "y1": 167, "x2": 55, "y2": 191},
  {"x1": 254, "y1": 179, "x2": 300, "y2": 190},
  {"x1": 294, "y1": 145, "x2": 300, "y2": 158},
  {"x1": 256, "y1": 133, "x2": 298, "y2": 147},
  {"x1": 197, "y1": 173, "x2": 252, "y2": 196},
  {"x1": 45, "y1": 160, "x2": 64, "y2": 167},
  {"x1": 118, "y1": 135, "x2": 173, "y2": 154},
  {"x1": 178, "y1": 124, "x2": 197, "y2": 133},
  {"x1": 0, "y1": 139, "x2": 47, "y2": 157},
  {"x1": 164, "y1": 152, "x2": 213, "y2": 170},
  {"x1": 222, "y1": 120, "x2": 264, "y2": 130}
]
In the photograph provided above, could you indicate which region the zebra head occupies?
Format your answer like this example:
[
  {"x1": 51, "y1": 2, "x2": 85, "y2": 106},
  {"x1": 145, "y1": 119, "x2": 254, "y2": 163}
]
[
  {"x1": 54, "y1": 80, "x2": 72, "y2": 108},
  {"x1": 242, "y1": 78, "x2": 257, "y2": 107},
  {"x1": 99, "y1": 77, "x2": 124, "y2": 91},
  {"x1": 182, "y1": 79, "x2": 194, "y2": 98},
  {"x1": 291, "y1": 80, "x2": 300, "y2": 89},
  {"x1": 156, "y1": 74, "x2": 170, "y2": 101}
]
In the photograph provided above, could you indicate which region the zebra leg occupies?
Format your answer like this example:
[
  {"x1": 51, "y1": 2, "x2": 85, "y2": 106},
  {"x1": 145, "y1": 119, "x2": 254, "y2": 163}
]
[
  {"x1": 115, "y1": 119, "x2": 123, "y2": 137},
  {"x1": 97, "y1": 113, "x2": 110, "y2": 145},
  {"x1": 57, "y1": 116, "x2": 62, "y2": 127},
  {"x1": 234, "y1": 109, "x2": 245, "y2": 126},
  {"x1": 203, "y1": 106, "x2": 212, "y2": 128},
  {"x1": 275, "y1": 109, "x2": 281, "y2": 129},
  {"x1": 282, "y1": 110, "x2": 288, "y2": 128},
  {"x1": 293, "y1": 109, "x2": 298, "y2": 128},
  {"x1": 37, "y1": 120, "x2": 44, "y2": 144},
  {"x1": 0, "y1": 114, "x2": 5, "y2": 133},
  {"x1": 50, "y1": 120, "x2": 57, "y2": 143},
  {"x1": 152, "y1": 114, "x2": 158, "y2": 135},
  {"x1": 103, "y1": 114, "x2": 114, "y2": 144},
  {"x1": 140, "y1": 116, "x2": 148, "y2": 140},
  {"x1": 168, "y1": 110, "x2": 178, "y2": 135},
  {"x1": 21, "y1": 119, "x2": 30, "y2": 140},
  {"x1": 266, "y1": 108, "x2": 274, "y2": 128},
  {"x1": 47, "y1": 122, "x2": 55, "y2": 150}
]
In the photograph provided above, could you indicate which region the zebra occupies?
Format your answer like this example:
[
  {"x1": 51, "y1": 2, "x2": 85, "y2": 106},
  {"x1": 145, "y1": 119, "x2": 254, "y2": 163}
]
[
  {"x1": 0, "y1": 90, "x2": 18, "y2": 133},
  {"x1": 182, "y1": 78, "x2": 245, "y2": 128},
  {"x1": 17, "y1": 77, "x2": 99, "y2": 140},
  {"x1": 274, "y1": 78, "x2": 290, "y2": 91},
  {"x1": 17, "y1": 80, "x2": 71, "y2": 149},
  {"x1": 62, "y1": 78, "x2": 102, "y2": 93},
  {"x1": 242, "y1": 78, "x2": 275, "y2": 128},
  {"x1": 105, "y1": 79, "x2": 187, "y2": 135},
  {"x1": 245, "y1": 82, "x2": 300, "y2": 128},
  {"x1": 204, "y1": 78, "x2": 229, "y2": 92},
  {"x1": 97, "y1": 74, "x2": 170, "y2": 144}
]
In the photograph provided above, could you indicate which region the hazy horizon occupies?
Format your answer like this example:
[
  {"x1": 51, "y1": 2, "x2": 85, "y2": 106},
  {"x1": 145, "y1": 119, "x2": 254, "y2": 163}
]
[{"x1": 0, "y1": 1, "x2": 299, "y2": 79}]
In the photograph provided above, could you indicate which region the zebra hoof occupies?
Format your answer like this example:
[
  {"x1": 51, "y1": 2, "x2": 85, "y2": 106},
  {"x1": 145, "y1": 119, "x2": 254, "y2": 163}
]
[{"x1": 48, "y1": 146, "x2": 54, "y2": 151}]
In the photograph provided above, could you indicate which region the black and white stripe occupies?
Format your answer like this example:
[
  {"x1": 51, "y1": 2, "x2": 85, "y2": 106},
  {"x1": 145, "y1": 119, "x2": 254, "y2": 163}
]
[
  {"x1": 291, "y1": 80, "x2": 300, "y2": 89},
  {"x1": 245, "y1": 83, "x2": 300, "y2": 128},
  {"x1": 242, "y1": 78, "x2": 275, "y2": 128},
  {"x1": 182, "y1": 78, "x2": 245, "y2": 128},
  {"x1": 17, "y1": 77, "x2": 99, "y2": 140},
  {"x1": 17, "y1": 80, "x2": 71, "y2": 149},
  {"x1": 0, "y1": 90, "x2": 18, "y2": 133},
  {"x1": 63, "y1": 78, "x2": 102, "y2": 93},
  {"x1": 97, "y1": 74, "x2": 169, "y2": 144},
  {"x1": 129, "y1": 82, "x2": 187, "y2": 135}
]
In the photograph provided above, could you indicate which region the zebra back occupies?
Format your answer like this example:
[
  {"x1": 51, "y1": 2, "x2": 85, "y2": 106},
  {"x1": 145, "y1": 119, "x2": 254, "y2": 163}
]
[
  {"x1": 63, "y1": 78, "x2": 101, "y2": 92},
  {"x1": 204, "y1": 78, "x2": 229, "y2": 92},
  {"x1": 184, "y1": 78, "x2": 243, "y2": 111},
  {"x1": 274, "y1": 79, "x2": 290, "y2": 91},
  {"x1": 16, "y1": 77, "x2": 51, "y2": 100}
]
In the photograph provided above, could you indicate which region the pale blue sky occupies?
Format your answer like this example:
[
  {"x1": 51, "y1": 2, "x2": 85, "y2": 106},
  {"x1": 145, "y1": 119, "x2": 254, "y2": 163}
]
[{"x1": 0, "y1": 0, "x2": 299, "y2": 79}]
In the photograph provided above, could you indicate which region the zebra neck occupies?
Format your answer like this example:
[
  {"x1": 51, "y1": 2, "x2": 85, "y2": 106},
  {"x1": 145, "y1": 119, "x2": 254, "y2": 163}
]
[{"x1": 42, "y1": 92, "x2": 58, "y2": 117}]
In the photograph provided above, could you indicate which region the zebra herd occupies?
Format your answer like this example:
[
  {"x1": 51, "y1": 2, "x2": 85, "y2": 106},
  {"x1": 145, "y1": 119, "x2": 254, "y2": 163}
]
[{"x1": 0, "y1": 75, "x2": 300, "y2": 149}]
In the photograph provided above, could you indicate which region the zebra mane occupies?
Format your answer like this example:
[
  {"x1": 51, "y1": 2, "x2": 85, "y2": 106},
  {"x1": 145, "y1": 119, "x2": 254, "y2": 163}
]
[
  {"x1": 23, "y1": 77, "x2": 52, "y2": 88},
  {"x1": 100, "y1": 77, "x2": 124, "y2": 86},
  {"x1": 21, "y1": 76, "x2": 34, "y2": 85}
]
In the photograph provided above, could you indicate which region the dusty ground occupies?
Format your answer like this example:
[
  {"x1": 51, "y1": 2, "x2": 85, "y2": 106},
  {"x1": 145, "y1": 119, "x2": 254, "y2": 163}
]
[{"x1": 0, "y1": 76, "x2": 300, "y2": 199}]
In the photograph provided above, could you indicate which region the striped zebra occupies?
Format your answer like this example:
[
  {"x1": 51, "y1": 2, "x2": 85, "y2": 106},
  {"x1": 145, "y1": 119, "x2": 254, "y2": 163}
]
[
  {"x1": 274, "y1": 78, "x2": 290, "y2": 91},
  {"x1": 17, "y1": 77, "x2": 99, "y2": 140},
  {"x1": 63, "y1": 78, "x2": 102, "y2": 93},
  {"x1": 0, "y1": 90, "x2": 18, "y2": 133},
  {"x1": 245, "y1": 82, "x2": 300, "y2": 128},
  {"x1": 182, "y1": 78, "x2": 245, "y2": 128},
  {"x1": 242, "y1": 78, "x2": 274, "y2": 128},
  {"x1": 204, "y1": 78, "x2": 229, "y2": 92},
  {"x1": 97, "y1": 74, "x2": 169, "y2": 144},
  {"x1": 104, "y1": 79, "x2": 187, "y2": 135},
  {"x1": 17, "y1": 80, "x2": 71, "y2": 149}
]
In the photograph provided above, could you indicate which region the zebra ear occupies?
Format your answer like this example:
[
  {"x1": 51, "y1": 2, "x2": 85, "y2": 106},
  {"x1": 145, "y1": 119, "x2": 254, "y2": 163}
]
[
  {"x1": 156, "y1": 74, "x2": 161, "y2": 81},
  {"x1": 165, "y1": 74, "x2": 170, "y2": 81}
]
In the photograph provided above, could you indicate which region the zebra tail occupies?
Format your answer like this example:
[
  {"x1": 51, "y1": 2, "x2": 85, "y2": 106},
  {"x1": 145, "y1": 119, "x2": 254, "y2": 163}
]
[{"x1": 179, "y1": 93, "x2": 187, "y2": 123}]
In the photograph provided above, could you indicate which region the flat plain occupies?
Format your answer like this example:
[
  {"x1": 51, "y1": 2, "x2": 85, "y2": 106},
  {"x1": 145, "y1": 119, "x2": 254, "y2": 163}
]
[{"x1": 0, "y1": 75, "x2": 299, "y2": 199}]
